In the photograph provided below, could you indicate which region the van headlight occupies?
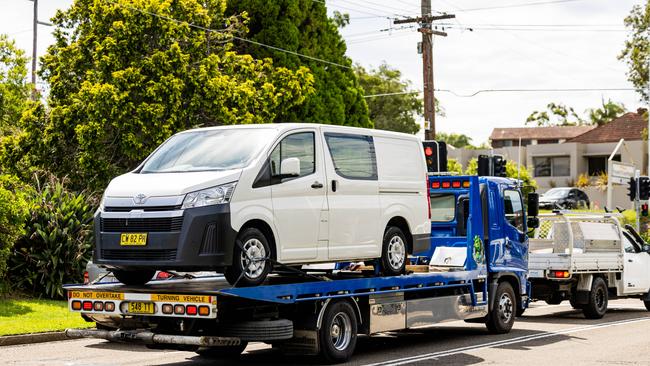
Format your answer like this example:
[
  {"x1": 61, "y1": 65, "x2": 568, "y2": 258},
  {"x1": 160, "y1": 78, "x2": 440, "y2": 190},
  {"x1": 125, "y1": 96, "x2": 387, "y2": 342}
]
[{"x1": 181, "y1": 182, "x2": 237, "y2": 209}]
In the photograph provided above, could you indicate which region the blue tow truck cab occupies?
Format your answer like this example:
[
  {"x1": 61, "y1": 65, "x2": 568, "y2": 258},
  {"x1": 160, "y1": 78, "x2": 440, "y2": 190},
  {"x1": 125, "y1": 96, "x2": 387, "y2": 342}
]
[{"x1": 64, "y1": 173, "x2": 537, "y2": 364}]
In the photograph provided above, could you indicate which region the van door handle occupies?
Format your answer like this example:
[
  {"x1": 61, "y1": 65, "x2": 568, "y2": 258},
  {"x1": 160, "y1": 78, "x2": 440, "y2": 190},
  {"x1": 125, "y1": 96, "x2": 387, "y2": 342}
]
[
  {"x1": 311, "y1": 181, "x2": 323, "y2": 189},
  {"x1": 331, "y1": 180, "x2": 338, "y2": 192}
]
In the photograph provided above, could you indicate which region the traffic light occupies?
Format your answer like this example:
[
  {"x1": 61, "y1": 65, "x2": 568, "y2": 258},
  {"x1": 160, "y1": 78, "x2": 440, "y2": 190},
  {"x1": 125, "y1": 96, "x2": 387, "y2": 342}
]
[
  {"x1": 477, "y1": 155, "x2": 491, "y2": 176},
  {"x1": 638, "y1": 176, "x2": 650, "y2": 200},
  {"x1": 422, "y1": 141, "x2": 447, "y2": 173},
  {"x1": 493, "y1": 155, "x2": 506, "y2": 177},
  {"x1": 642, "y1": 203, "x2": 649, "y2": 217},
  {"x1": 627, "y1": 177, "x2": 637, "y2": 201}
]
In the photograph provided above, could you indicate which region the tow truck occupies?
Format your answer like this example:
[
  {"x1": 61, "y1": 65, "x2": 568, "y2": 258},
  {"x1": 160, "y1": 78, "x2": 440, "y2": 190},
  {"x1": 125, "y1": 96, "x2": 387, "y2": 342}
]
[
  {"x1": 65, "y1": 171, "x2": 538, "y2": 363},
  {"x1": 528, "y1": 211, "x2": 650, "y2": 318}
]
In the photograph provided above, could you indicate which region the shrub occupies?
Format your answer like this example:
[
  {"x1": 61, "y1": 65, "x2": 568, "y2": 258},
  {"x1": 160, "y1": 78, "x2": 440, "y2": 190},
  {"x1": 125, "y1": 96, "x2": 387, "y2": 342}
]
[
  {"x1": 595, "y1": 172, "x2": 608, "y2": 191},
  {"x1": 576, "y1": 173, "x2": 590, "y2": 188},
  {"x1": 447, "y1": 158, "x2": 463, "y2": 174},
  {"x1": 0, "y1": 174, "x2": 30, "y2": 293},
  {"x1": 9, "y1": 175, "x2": 95, "y2": 299}
]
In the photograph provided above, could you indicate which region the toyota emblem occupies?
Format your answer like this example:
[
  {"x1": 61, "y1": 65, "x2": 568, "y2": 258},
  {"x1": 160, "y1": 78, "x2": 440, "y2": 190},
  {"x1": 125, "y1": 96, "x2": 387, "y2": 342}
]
[{"x1": 133, "y1": 193, "x2": 148, "y2": 205}]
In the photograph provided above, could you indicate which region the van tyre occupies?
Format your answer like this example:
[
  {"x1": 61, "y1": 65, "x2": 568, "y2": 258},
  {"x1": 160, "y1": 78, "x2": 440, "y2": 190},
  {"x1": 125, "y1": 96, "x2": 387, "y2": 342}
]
[
  {"x1": 486, "y1": 281, "x2": 516, "y2": 334},
  {"x1": 380, "y1": 227, "x2": 407, "y2": 276},
  {"x1": 112, "y1": 269, "x2": 155, "y2": 286},
  {"x1": 195, "y1": 342, "x2": 248, "y2": 358},
  {"x1": 225, "y1": 228, "x2": 272, "y2": 287},
  {"x1": 319, "y1": 300, "x2": 358, "y2": 363},
  {"x1": 644, "y1": 299, "x2": 650, "y2": 311},
  {"x1": 582, "y1": 277, "x2": 608, "y2": 319}
]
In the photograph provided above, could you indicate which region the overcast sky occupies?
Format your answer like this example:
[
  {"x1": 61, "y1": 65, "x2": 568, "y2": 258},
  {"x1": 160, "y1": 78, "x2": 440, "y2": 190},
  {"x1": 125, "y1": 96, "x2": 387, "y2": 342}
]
[{"x1": 0, "y1": 0, "x2": 646, "y2": 144}]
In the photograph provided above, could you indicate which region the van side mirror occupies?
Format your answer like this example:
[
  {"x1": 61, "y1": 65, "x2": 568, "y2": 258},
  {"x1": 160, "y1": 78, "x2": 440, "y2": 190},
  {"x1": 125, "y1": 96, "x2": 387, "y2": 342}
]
[
  {"x1": 643, "y1": 244, "x2": 650, "y2": 254},
  {"x1": 527, "y1": 192, "x2": 539, "y2": 217},
  {"x1": 279, "y1": 157, "x2": 301, "y2": 178}
]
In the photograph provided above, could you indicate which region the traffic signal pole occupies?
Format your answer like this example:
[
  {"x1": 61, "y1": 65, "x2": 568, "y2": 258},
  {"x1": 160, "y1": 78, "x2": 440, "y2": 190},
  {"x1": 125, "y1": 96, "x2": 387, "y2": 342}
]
[{"x1": 635, "y1": 170, "x2": 640, "y2": 232}]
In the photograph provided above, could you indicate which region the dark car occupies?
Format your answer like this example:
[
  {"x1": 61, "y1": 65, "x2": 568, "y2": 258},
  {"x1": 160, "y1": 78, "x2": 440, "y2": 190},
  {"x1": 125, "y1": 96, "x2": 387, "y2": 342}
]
[{"x1": 539, "y1": 187, "x2": 590, "y2": 210}]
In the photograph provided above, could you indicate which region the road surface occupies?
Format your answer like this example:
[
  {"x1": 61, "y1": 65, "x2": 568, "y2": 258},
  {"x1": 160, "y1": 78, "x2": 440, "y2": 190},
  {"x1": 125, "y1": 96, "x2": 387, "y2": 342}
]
[{"x1": 4, "y1": 299, "x2": 650, "y2": 365}]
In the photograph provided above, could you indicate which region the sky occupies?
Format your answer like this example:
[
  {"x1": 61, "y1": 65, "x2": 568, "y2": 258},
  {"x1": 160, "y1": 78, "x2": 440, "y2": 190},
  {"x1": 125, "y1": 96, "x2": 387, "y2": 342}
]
[{"x1": 0, "y1": 0, "x2": 646, "y2": 144}]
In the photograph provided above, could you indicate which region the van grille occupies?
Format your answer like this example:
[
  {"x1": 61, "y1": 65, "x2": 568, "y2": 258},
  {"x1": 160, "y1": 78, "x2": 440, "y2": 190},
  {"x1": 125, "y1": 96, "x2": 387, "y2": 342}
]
[
  {"x1": 101, "y1": 249, "x2": 177, "y2": 261},
  {"x1": 100, "y1": 217, "x2": 183, "y2": 232},
  {"x1": 104, "y1": 205, "x2": 182, "y2": 212}
]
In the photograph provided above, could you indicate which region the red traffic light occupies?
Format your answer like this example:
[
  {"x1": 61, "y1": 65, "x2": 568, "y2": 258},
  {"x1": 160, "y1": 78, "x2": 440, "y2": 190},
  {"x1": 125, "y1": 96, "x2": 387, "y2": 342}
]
[{"x1": 425, "y1": 147, "x2": 433, "y2": 156}]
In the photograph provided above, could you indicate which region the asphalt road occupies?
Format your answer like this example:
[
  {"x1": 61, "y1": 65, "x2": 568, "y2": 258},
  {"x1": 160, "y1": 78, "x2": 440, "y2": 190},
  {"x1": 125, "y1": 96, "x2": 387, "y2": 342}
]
[{"x1": 4, "y1": 299, "x2": 650, "y2": 366}]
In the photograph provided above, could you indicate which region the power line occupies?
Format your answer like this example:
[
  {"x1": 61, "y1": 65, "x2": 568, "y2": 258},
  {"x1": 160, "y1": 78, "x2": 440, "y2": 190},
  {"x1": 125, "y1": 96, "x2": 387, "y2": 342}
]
[
  {"x1": 110, "y1": 0, "x2": 353, "y2": 69},
  {"x1": 363, "y1": 88, "x2": 637, "y2": 98},
  {"x1": 455, "y1": 0, "x2": 587, "y2": 12}
]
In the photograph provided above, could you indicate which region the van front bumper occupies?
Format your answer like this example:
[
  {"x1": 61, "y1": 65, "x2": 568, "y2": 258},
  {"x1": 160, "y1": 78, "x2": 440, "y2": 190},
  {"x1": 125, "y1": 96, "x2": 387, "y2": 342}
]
[{"x1": 93, "y1": 204, "x2": 237, "y2": 271}]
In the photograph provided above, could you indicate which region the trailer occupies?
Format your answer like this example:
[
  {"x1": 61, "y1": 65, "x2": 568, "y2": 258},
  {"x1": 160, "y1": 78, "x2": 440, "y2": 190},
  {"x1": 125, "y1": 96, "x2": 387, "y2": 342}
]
[{"x1": 528, "y1": 212, "x2": 650, "y2": 318}]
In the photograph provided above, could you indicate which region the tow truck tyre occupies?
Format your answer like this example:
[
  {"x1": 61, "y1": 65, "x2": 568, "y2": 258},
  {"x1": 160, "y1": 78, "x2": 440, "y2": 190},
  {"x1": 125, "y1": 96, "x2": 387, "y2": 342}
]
[
  {"x1": 380, "y1": 227, "x2": 407, "y2": 276},
  {"x1": 582, "y1": 277, "x2": 608, "y2": 319},
  {"x1": 112, "y1": 269, "x2": 156, "y2": 286},
  {"x1": 319, "y1": 300, "x2": 358, "y2": 363},
  {"x1": 195, "y1": 342, "x2": 248, "y2": 358},
  {"x1": 486, "y1": 281, "x2": 516, "y2": 334},
  {"x1": 225, "y1": 227, "x2": 272, "y2": 287}
]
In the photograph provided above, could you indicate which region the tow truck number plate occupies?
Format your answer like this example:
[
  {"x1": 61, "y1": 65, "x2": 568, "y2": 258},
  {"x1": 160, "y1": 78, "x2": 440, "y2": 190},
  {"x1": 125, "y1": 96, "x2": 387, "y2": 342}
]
[
  {"x1": 120, "y1": 233, "x2": 147, "y2": 246},
  {"x1": 128, "y1": 302, "x2": 155, "y2": 314}
]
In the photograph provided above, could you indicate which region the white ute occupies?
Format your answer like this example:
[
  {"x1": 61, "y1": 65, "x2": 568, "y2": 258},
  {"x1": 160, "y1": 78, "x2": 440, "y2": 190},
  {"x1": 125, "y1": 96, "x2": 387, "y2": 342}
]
[
  {"x1": 94, "y1": 124, "x2": 431, "y2": 286},
  {"x1": 528, "y1": 212, "x2": 650, "y2": 318}
]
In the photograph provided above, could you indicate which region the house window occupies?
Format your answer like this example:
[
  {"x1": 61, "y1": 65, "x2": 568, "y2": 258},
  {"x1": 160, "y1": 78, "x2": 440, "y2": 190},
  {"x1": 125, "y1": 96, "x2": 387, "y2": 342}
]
[
  {"x1": 587, "y1": 155, "x2": 620, "y2": 176},
  {"x1": 533, "y1": 156, "x2": 570, "y2": 177},
  {"x1": 503, "y1": 140, "x2": 513, "y2": 147}
]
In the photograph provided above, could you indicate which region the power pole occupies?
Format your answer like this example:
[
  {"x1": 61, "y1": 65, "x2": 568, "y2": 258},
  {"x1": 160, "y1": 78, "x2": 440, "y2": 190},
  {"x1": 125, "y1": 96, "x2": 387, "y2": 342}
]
[
  {"x1": 31, "y1": 0, "x2": 38, "y2": 87},
  {"x1": 394, "y1": 3, "x2": 454, "y2": 141}
]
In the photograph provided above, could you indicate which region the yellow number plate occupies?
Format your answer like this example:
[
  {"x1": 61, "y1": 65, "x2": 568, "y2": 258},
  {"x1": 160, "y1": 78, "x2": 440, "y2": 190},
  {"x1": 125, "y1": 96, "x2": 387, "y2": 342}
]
[
  {"x1": 120, "y1": 233, "x2": 148, "y2": 246},
  {"x1": 128, "y1": 301, "x2": 155, "y2": 314}
]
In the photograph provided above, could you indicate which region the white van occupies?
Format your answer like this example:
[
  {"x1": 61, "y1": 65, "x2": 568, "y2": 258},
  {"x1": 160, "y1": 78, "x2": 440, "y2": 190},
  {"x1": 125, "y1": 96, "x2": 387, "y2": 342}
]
[{"x1": 95, "y1": 124, "x2": 431, "y2": 286}]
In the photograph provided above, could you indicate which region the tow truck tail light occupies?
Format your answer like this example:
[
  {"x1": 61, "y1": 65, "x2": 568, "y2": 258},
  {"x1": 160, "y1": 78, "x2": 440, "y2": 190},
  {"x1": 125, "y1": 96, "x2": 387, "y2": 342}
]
[
  {"x1": 198, "y1": 306, "x2": 210, "y2": 316},
  {"x1": 174, "y1": 305, "x2": 185, "y2": 315},
  {"x1": 105, "y1": 302, "x2": 115, "y2": 312},
  {"x1": 186, "y1": 305, "x2": 198, "y2": 316},
  {"x1": 82, "y1": 301, "x2": 93, "y2": 311},
  {"x1": 161, "y1": 304, "x2": 173, "y2": 314},
  {"x1": 441, "y1": 181, "x2": 451, "y2": 188},
  {"x1": 452, "y1": 181, "x2": 461, "y2": 188},
  {"x1": 93, "y1": 302, "x2": 104, "y2": 311},
  {"x1": 462, "y1": 181, "x2": 470, "y2": 188},
  {"x1": 431, "y1": 181, "x2": 441, "y2": 189},
  {"x1": 71, "y1": 301, "x2": 82, "y2": 310}
]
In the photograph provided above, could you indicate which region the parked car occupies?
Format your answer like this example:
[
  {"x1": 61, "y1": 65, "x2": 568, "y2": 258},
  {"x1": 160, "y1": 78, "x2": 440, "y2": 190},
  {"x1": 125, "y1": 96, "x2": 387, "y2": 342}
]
[
  {"x1": 94, "y1": 124, "x2": 431, "y2": 286},
  {"x1": 539, "y1": 187, "x2": 590, "y2": 210}
]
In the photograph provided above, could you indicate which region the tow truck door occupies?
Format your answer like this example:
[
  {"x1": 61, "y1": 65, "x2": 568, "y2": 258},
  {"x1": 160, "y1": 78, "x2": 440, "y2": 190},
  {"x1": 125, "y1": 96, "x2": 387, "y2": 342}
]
[
  {"x1": 622, "y1": 235, "x2": 650, "y2": 294},
  {"x1": 493, "y1": 184, "x2": 528, "y2": 271}
]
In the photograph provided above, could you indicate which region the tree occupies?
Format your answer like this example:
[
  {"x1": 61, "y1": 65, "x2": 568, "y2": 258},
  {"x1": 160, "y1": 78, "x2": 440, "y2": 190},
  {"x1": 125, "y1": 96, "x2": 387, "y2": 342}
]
[
  {"x1": 464, "y1": 158, "x2": 537, "y2": 196},
  {"x1": 587, "y1": 99, "x2": 626, "y2": 126},
  {"x1": 355, "y1": 63, "x2": 422, "y2": 134},
  {"x1": 436, "y1": 132, "x2": 473, "y2": 148},
  {"x1": 0, "y1": 35, "x2": 31, "y2": 134},
  {"x1": 5, "y1": 0, "x2": 314, "y2": 191},
  {"x1": 226, "y1": 0, "x2": 370, "y2": 128},
  {"x1": 619, "y1": 2, "x2": 649, "y2": 102},
  {"x1": 526, "y1": 102, "x2": 584, "y2": 126}
]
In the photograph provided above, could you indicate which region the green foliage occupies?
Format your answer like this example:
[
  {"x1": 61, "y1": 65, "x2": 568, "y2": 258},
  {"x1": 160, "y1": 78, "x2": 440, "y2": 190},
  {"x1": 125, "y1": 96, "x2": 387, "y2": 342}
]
[
  {"x1": 9, "y1": 176, "x2": 95, "y2": 299},
  {"x1": 226, "y1": 0, "x2": 370, "y2": 128},
  {"x1": 447, "y1": 158, "x2": 462, "y2": 174},
  {"x1": 587, "y1": 99, "x2": 626, "y2": 126},
  {"x1": 355, "y1": 63, "x2": 423, "y2": 134},
  {"x1": 464, "y1": 158, "x2": 537, "y2": 196},
  {"x1": 464, "y1": 158, "x2": 478, "y2": 175},
  {"x1": 619, "y1": 2, "x2": 650, "y2": 102},
  {"x1": 9, "y1": 0, "x2": 314, "y2": 191},
  {"x1": 526, "y1": 102, "x2": 584, "y2": 126},
  {"x1": 576, "y1": 173, "x2": 590, "y2": 188},
  {"x1": 0, "y1": 175, "x2": 30, "y2": 293},
  {"x1": 436, "y1": 132, "x2": 473, "y2": 148},
  {"x1": 0, "y1": 34, "x2": 31, "y2": 134}
]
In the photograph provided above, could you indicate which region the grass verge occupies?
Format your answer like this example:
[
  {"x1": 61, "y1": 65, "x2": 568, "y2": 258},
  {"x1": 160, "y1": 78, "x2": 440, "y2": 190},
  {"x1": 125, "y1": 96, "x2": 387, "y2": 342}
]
[{"x1": 0, "y1": 298, "x2": 93, "y2": 336}]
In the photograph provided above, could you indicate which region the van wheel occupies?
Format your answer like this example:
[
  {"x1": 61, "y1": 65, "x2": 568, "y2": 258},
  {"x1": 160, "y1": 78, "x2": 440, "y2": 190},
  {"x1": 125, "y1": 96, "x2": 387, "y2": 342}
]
[
  {"x1": 225, "y1": 228, "x2": 272, "y2": 287},
  {"x1": 644, "y1": 299, "x2": 650, "y2": 311},
  {"x1": 112, "y1": 269, "x2": 155, "y2": 286},
  {"x1": 380, "y1": 227, "x2": 407, "y2": 276},
  {"x1": 195, "y1": 342, "x2": 248, "y2": 358},
  {"x1": 582, "y1": 277, "x2": 608, "y2": 319},
  {"x1": 486, "y1": 281, "x2": 516, "y2": 334},
  {"x1": 318, "y1": 300, "x2": 357, "y2": 363}
]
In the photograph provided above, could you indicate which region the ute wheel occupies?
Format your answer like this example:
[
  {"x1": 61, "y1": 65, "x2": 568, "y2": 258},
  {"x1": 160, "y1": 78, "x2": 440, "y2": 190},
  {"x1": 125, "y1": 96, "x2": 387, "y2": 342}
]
[
  {"x1": 112, "y1": 269, "x2": 155, "y2": 286},
  {"x1": 225, "y1": 227, "x2": 272, "y2": 287},
  {"x1": 486, "y1": 281, "x2": 516, "y2": 334},
  {"x1": 319, "y1": 300, "x2": 358, "y2": 363},
  {"x1": 380, "y1": 227, "x2": 407, "y2": 276},
  {"x1": 196, "y1": 342, "x2": 248, "y2": 358},
  {"x1": 582, "y1": 277, "x2": 608, "y2": 319}
]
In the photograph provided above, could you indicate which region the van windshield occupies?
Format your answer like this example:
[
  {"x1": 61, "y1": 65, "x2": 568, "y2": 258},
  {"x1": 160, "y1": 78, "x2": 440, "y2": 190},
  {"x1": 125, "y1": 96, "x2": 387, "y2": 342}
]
[{"x1": 140, "y1": 129, "x2": 275, "y2": 173}]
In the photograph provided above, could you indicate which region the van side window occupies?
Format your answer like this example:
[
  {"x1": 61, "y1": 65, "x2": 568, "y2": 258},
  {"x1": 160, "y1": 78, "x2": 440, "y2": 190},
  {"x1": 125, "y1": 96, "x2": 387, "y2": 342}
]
[
  {"x1": 504, "y1": 189, "x2": 524, "y2": 232},
  {"x1": 270, "y1": 132, "x2": 315, "y2": 179},
  {"x1": 324, "y1": 133, "x2": 377, "y2": 180}
]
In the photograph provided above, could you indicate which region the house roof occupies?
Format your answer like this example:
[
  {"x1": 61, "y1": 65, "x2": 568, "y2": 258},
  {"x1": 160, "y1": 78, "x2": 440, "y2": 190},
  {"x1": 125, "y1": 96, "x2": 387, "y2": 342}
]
[
  {"x1": 568, "y1": 111, "x2": 647, "y2": 143},
  {"x1": 490, "y1": 125, "x2": 595, "y2": 141}
]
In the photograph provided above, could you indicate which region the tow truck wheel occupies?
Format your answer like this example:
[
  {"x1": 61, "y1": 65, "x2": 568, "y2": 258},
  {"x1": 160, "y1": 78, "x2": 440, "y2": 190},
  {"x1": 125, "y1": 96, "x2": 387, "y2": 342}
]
[
  {"x1": 112, "y1": 269, "x2": 155, "y2": 286},
  {"x1": 582, "y1": 277, "x2": 608, "y2": 319},
  {"x1": 380, "y1": 227, "x2": 407, "y2": 276},
  {"x1": 486, "y1": 281, "x2": 516, "y2": 334},
  {"x1": 319, "y1": 300, "x2": 358, "y2": 363},
  {"x1": 195, "y1": 342, "x2": 248, "y2": 358},
  {"x1": 225, "y1": 228, "x2": 272, "y2": 287}
]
